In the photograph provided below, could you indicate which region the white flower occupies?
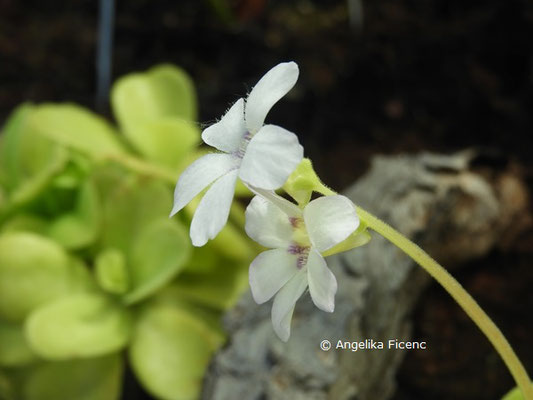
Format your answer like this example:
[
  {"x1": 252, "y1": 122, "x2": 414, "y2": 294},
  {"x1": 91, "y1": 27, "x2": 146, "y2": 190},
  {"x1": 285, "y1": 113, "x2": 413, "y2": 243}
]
[
  {"x1": 170, "y1": 62, "x2": 304, "y2": 246},
  {"x1": 245, "y1": 189, "x2": 359, "y2": 341}
]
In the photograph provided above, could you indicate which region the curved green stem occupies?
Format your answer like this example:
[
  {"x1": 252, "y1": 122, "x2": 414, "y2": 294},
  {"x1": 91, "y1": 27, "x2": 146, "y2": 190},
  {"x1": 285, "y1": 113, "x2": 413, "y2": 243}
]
[
  {"x1": 318, "y1": 183, "x2": 532, "y2": 399},
  {"x1": 358, "y1": 207, "x2": 532, "y2": 399}
]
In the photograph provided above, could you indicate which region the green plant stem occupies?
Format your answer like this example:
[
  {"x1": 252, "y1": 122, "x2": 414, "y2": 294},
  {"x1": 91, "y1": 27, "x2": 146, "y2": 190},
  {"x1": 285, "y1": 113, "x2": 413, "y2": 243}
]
[
  {"x1": 318, "y1": 183, "x2": 532, "y2": 399},
  {"x1": 358, "y1": 207, "x2": 532, "y2": 399}
]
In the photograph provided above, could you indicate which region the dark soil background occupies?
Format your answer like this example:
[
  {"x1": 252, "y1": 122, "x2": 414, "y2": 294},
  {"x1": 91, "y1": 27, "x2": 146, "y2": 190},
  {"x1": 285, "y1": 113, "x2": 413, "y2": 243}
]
[{"x1": 1, "y1": 0, "x2": 532, "y2": 399}]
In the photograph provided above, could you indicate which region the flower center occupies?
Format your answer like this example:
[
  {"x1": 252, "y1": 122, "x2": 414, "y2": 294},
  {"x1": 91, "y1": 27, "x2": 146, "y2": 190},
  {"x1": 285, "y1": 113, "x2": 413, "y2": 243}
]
[
  {"x1": 288, "y1": 244, "x2": 310, "y2": 269},
  {"x1": 234, "y1": 131, "x2": 252, "y2": 159},
  {"x1": 287, "y1": 217, "x2": 311, "y2": 269}
]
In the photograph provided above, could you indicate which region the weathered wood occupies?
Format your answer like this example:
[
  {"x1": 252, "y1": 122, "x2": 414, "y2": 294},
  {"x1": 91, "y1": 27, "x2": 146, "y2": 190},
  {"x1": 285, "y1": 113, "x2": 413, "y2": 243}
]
[{"x1": 202, "y1": 150, "x2": 529, "y2": 400}]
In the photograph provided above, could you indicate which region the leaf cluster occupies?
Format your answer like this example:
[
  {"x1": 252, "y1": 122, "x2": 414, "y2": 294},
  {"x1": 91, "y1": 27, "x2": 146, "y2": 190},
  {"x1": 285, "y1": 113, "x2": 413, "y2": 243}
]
[{"x1": 0, "y1": 65, "x2": 253, "y2": 400}]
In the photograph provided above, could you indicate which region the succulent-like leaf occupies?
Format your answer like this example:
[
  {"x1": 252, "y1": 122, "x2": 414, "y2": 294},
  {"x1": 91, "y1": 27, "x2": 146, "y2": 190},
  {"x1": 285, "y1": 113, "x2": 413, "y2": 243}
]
[
  {"x1": 95, "y1": 248, "x2": 129, "y2": 295},
  {"x1": 1, "y1": 214, "x2": 48, "y2": 235},
  {"x1": 204, "y1": 218, "x2": 255, "y2": 261},
  {"x1": 172, "y1": 261, "x2": 249, "y2": 310},
  {"x1": 92, "y1": 169, "x2": 191, "y2": 302},
  {"x1": 25, "y1": 293, "x2": 131, "y2": 360},
  {"x1": 120, "y1": 118, "x2": 201, "y2": 170},
  {"x1": 0, "y1": 233, "x2": 91, "y2": 322},
  {"x1": 0, "y1": 320, "x2": 37, "y2": 367},
  {"x1": 22, "y1": 354, "x2": 123, "y2": 400},
  {"x1": 149, "y1": 289, "x2": 224, "y2": 334},
  {"x1": 0, "y1": 104, "x2": 59, "y2": 191},
  {"x1": 47, "y1": 179, "x2": 101, "y2": 250},
  {"x1": 28, "y1": 104, "x2": 127, "y2": 158},
  {"x1": 111, "y1": 64, "x2": 200, "y2": 170},
  {"x1": 123, "y1": 218, "x2": 191, "y2": 304},
  {"x1": 129, "y1": 305, "x2": 223, "y2": 400},
  {"x1": 112, "y1": 64, "x2": 197, "y2": 134},
  {"x1": 2, "y1": 148, "x2": 69, "y2": 219},
  {"x1": 97, "y1": 170, "x2": 172, "y2": 255},
  {"x1": 183, "y1": 245, "x2": 220, "y2": 274}
]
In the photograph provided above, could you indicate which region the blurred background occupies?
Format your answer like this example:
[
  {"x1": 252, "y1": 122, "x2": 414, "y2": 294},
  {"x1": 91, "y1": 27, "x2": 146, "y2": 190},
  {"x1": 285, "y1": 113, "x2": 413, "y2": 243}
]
[{"x1": 1, "y1": 0, "x2": 532, "y2": 399}]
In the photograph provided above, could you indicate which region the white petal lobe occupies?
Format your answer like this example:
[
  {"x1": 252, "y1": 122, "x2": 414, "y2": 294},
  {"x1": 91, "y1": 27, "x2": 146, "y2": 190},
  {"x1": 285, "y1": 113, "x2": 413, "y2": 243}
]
[
  {"x1": 239, "y1": 125, "x2": 303, "y2": 190},
  {"x1": 201, "y1": 98, "x2": 247, "y2": 153},
  {"x1": 306, "y1": 249, "x2": 337, "y2": 312},
  {"x1": 249, "y1": 249, "x2": 299, "y2": 304},
  {"x1": 189, "y1": 169, "x2": 239, "y2": 246},
  {"x1": 303, "y1": 195, "x2": 359, "y2": 252},
  {"x1": 245, "y1": 196, "x2": 294, "y2": 248},
  {"x1": 245, "y1": 62, "x2": 299, "y2": 133},
  {"x1": 271, "y1": 270, "x2": 307, "y2": 342},
  {"x1": 170, "y1": 153, "x2": 236, "y2": 216}
]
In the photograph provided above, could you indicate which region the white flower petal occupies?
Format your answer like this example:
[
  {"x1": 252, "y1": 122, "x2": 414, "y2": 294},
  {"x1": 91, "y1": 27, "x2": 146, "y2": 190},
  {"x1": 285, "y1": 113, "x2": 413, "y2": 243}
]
[
  {"x1": 239, "y1": 124, "x2": 303, "y2": 190},
  {"x1": 271, "y1": 270, "x2": 307, "y2": 342},
  {"x1": 189, "y1": 169, "x2": 239, "y2": 246},
  {"x1": 303, "y1": 195, "x2": 359, "y2": 252},
  {"x1": 249, "y1": 249, "x2": 299, "y2": 304},
  {"x1": 246, "y1": 186, "x2": 302, "y2": 217},
  {"x1": 306, "y1": 248, "x2": 337, "y2": 312},
  {"x1": 245, "y1": 196, "x2": 294, "y2": 248},
  {"x1": 170, "y1": 153, "x2": 236, "y2": 217},
  {"x1": 245, "y1": 62, "x2": 299, "y2": 133},
  {"x1": 201, "y1": 98, "x2": 247, "y2": 153}
]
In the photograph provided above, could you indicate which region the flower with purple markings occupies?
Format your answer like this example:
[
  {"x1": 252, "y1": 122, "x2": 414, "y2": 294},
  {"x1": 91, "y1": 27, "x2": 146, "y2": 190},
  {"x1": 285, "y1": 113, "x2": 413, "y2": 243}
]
[
  {"x1": 245, "y1": 189, "x2": 359, "y2": 341},
  {"x1": 170, "y1": 62, "x2": 304, "y2": 246}
]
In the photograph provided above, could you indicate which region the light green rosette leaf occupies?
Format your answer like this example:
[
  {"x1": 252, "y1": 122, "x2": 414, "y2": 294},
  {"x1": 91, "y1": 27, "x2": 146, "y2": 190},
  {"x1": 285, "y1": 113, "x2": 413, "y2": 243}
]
[
  {"x1": 47, "y1": 178, "x2": 101, "y2": 249},
  {"x1": 97, "y1": 169, "x2": 172, "y2": 255},
  {"x1": 172, "y1": 262, "x2": 249, "y2": 311},
  {"x1": 0, "y1": 232, "x2": 92, "y2": 322},
  {"x1": 184, "y1": 245, "x2": 220, "y2": 274},
  {"x1": 1, "y1": 214, "x2": 48, "y2": 235},
  {"x1": 95, "y1": 248, "x2": 129, "y2": 295},
  {"x1": 93, "y1": 168, "x2": 191, "y2": 303},
  {"x1": 22, "y1": 354, "x2": 123, "y2": 400},
  {"x1": 0, "y1": 104, "x2": 59, "y2": 191},
  {"x1": 112, "y1": 64, "x2": 197, "y2": 130},
  {"x1": 0, "y1": 104, "x2": 70, "y2": 218},
  {"x1": 28, "y1": 104, "x2": 127, "y2": 158},
  {"x1": 123, "y1": 219, "x2": 191, "y2": 304},
  {"x1": 51, "y1": 153, "x2": 92, "y2": 189},
  {"x1": 129, "y1": 305, "x2": 223, "y2": 400},
  {"x1": 25, "y1": 293, "x2": 131, "y2": 360},
  {"x1": 122, "y1": 118, "x2": 201, "y2": 170},
  {"x1": 111, "y1": 65, "x2": 200, "y2": 169},
  {"x1": 207, "y1": 219, "x2": 256, "y2": 261},
  {"x1": 150, "y1": 289, "x2": 224, "y2": 334},
  {"x1": 0, "y1": 320, "x2": 37, "y2": 367},
  {"x1": 4, "y1": 147, "x2": 68, "y2": 218}
]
